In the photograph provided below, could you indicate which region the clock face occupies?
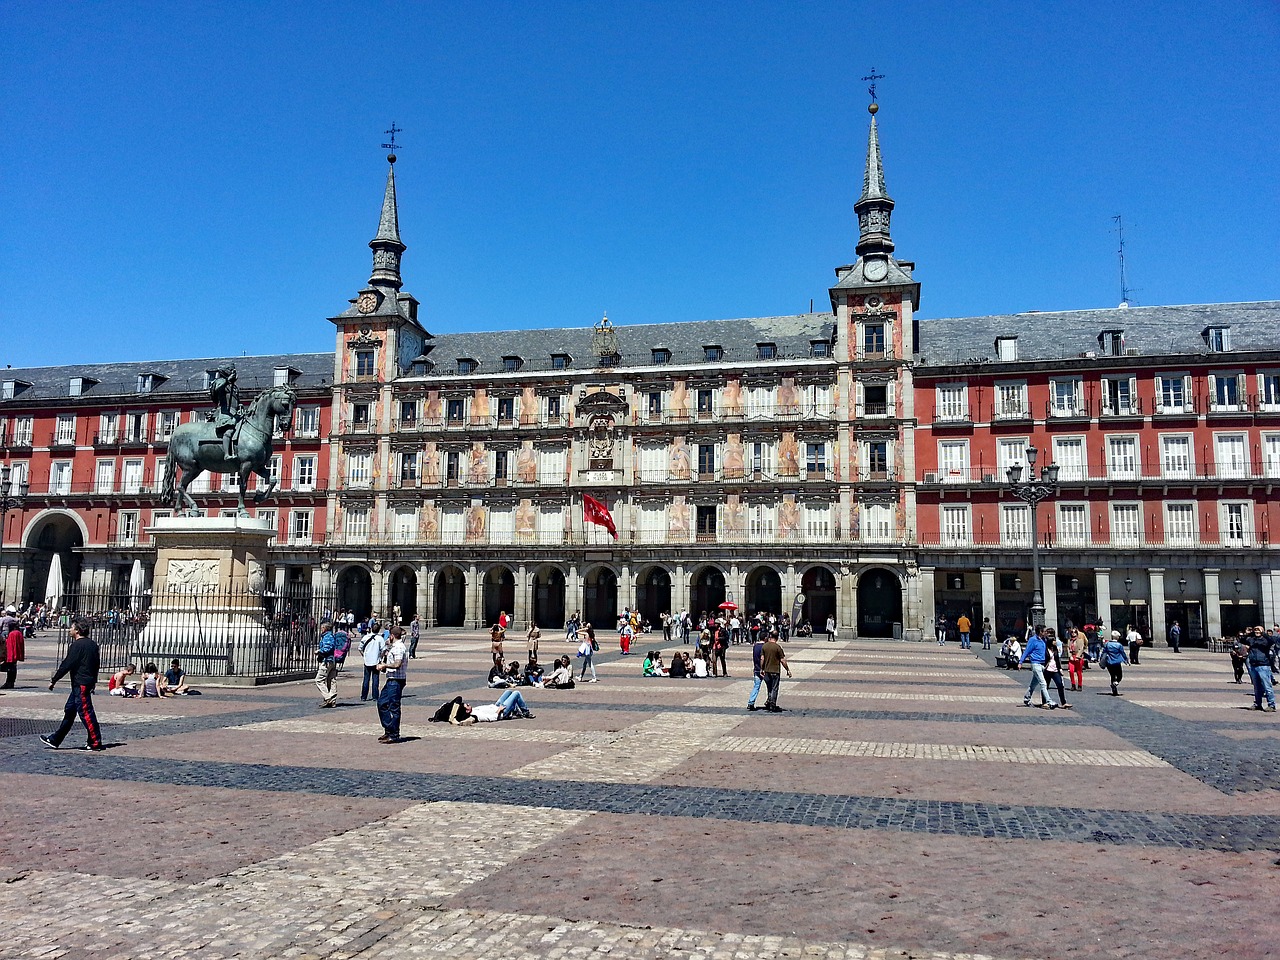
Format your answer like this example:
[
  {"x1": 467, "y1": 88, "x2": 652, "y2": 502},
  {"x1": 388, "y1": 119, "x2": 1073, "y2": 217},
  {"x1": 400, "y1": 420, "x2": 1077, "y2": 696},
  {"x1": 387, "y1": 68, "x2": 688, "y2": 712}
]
[
  {"x1": 356, "y1": 292, "x2": 378, "y2": 314},
  {"x1": 863, "y1": 258, "x2": 888, "y2": 283}
]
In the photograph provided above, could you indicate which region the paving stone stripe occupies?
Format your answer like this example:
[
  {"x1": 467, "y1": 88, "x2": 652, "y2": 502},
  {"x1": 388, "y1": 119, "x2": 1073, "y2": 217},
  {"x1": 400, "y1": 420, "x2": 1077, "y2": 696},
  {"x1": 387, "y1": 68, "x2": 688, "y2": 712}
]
[
  {"x1": 712, "y1": 736, "x2": 1169, "y2": 767},
  {"x1": 2, "y1": 751, "x2": 1273, "y2": 851}
]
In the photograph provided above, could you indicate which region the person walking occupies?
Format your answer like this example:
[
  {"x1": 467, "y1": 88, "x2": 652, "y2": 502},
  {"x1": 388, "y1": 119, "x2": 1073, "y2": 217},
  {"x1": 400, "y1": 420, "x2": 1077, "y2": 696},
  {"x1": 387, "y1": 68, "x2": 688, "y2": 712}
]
[
  {"x1": 1043, "y1": 629, "x2": 1071, "y2": 708},
  {"x1": 1168, "y1": 620, "x2": 1182, "y2": 653},
  {"x1": 2, "y1": 617, "x2": 25, "y2": 688},
  {"x1": 712, "y1": 621, "x2": 729, "y2": 676},
  {"x1": 1244, "y1": 627, "x2": 1277, "y2": 712},
  {"x1": 1126, "y1": 624, "x2": 1143, "y2": 664},
  {"x1": 1019, "y1": 627, "x2": 1059, "y2": 709},
  {"x1": 408, "y1": 615, "x2": 421, "y2": 658},
  {"x1": 577, "y1": 625, "x2": 598, "y2": 682},
  {"x1": 314, "y1": 619, "x2": 340, "y2": 707},
  {"x1": 526, "y1": 622, "x2": 541, "y2": 662},
  {"x1": 759, "y1": 631, "x2": 792, "y2": 713},
  {"x1": 41, "y1": 615, "x2": 106, "y2": 751},
  {"x1": 1067, "y1": 628, "x2": 1086, "y2": 692},
  {"x1": 935, "y1": 615, "x2": 948, "y2": 646},
  {"x1": 825, "y1": 614, "x2": 837, "y2": 642},
  {"x1": 957, "y1": 613, "x2": 972, "y2": 650},
  {"x1": 1101, "y1": 629, "x2": 1129, "y2": 696},
  {"x1": 376, "y1": 625, "x2": 409, "y2": 742},
  {"x1": 1229, "y1": 635, "x2": 1247, "y2": 683},
  {"x1": 359, "y1": 623, "x2": 385, "y2": 702},
  {"x1": 746, "y1": 632, "x2": 767, "y2": 710},
  {"x1": 981, "y1": 617, "x2": 993, "y2": 650}
]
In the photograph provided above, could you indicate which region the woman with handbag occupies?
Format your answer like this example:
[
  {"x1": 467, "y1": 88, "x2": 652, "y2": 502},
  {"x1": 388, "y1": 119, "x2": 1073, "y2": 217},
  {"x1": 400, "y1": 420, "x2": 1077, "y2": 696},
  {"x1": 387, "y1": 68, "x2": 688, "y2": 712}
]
[{"x1": 578, "y1": 624, "x2": 598, "y2": 682}]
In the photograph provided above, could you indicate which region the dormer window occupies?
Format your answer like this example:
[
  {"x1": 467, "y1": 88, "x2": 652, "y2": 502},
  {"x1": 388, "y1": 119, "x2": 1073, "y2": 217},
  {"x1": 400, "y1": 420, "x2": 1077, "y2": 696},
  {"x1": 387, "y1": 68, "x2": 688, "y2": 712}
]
[
  {"x1": 274, "y1": 366, "x2": 300, "y2": 386},
  {"x1": 1099, "y1": 330, "x2": 1125, "y2": 357},
  {"x1": 135, "y1": 373, "x2": 165, "y2": 393},
  {"x1": 68, "y1": 376, "x2": 98, "y2": 397},
  {"x1": 756, "y1": 342, "x2": 777, "y2": 360},
  {"x1": 652, "y1": 348, "x2": 671, "y2": 365},
  {"x1": 551, "y1": 353, "x2": 571, "y2": 370},
  {"x1": 502, "y1": 356, "x2": 523, "y2": 372},
  {"x1": 810, "y1": 340, "x2": 831, "y2": 358},
  {"x1": 410, "y1": 356, "x2": 434, "y2": 376},
  {"x1": 1204, "y1": 326, "x2": 1232, "y2": 352},
  {"x1": 703, "y1": 345, "x2": 723, "y2": 362},
  {"x1": 1, "y1": 379, "x2": 31, "y2": 400},
  {"x1": 457, "y1": 358, "x2": 477, "y2": 375},
  {"x1": 995, "y1": 336, "x2": 1019, "y2": 361}
]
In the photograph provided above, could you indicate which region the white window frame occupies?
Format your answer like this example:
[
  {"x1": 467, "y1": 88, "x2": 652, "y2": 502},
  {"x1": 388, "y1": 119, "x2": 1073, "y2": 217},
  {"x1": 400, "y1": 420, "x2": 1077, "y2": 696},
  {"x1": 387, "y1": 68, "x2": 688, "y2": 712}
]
[
  {"x1": 938, "y1": 440, "x2": 970, "y2": 483},
  {"x1": 1101, "y1": 376, "x2": 1138, "y2": 416},
  {"x1": 1160, "y1": 434, "x2": 1193, "y2": 480},
  {"x1": 935, "y1": 383, "x2": 969, "y2": 422},
  {"x1": 94, "y1": 459, "x2": 115, "y2": 494},
  {"x1": 50, "y1": 461, "x2": 72, "y2": 495},
  {"x1": 940, "y1": 504, "x2": 970, "y2": 546},
  {"x1": 1220, "y1": 501, "x2": 1253, "y2": 546},
  {"x1": 117, "y1": 510, "x2": 140, "y2": 545},
  {"x1": 1110, "y1": 502, "x2": 1143, "y2": 547},
  {"x1": 1263, "y1": 433, "x2": 1280, "y2": 479},
  {"x1": 994, "y1": 381, "x2": 1027, "y2": 420},
  {"x1": 863, "y1": 502, "x2": 893, "y2": 543},
  {"x1": 1258, "y1": 372, "x2": 1280, "y2": 412},
  {"x1": 347, "y1": 451, "x2": 373, "y2": 487},
  {"x1": 1156, "y1": 374, "x2": 1193, "y2": 414},
  {"x1": 1164, "y1": 502, "x2": 1197, "y2": 547},
  {"x1": 54, "y1": 414, "x2": 76, "y2": 445},
  {"x1": 1214, "y1": 433, "x2": 1248, "y2": 480},
  {"x1": 1209, "y1": 373, "x2": 1246, "y2": 412},
  {"x1": 1051, "y1": 436, "x2": 1087, "y2": 481},
  {"x1": 1056, "y1": 502, "x2": 1089, "y2": 546},
  {"x1": 1106, "y1": 435, "x2": 1139, "y2": 480},
  {"x1": 1000, "y1": 503, "x2": 1031, "y2": 546},
  {"x1": 289, "y1": 509, "x2": 313, "y2": 545},
  {"x1": 1049, "y1": 378, "x2": 1083, "y2": 417},
  {"x1": 294, "y1": 454, "x2": 317, "y2": 491}
]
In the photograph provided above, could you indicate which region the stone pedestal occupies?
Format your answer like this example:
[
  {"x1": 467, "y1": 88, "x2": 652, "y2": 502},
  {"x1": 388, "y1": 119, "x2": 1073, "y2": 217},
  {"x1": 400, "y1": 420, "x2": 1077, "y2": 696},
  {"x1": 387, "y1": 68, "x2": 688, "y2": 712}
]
[{"x1": 136, "y1": 516, "x2": 283, "y2": 682}]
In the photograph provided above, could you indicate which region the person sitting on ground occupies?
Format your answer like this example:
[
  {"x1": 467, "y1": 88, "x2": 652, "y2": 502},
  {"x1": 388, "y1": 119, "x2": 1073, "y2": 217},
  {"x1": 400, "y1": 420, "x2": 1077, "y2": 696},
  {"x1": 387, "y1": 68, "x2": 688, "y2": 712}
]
[
  {"x1": 523, "y1": 657, "x2": 545, "y2": 687},
  {"x1": 141, "y1": 662, "x2": 164, "y2": 698},
  {"x1": 488, "y1": 658, "x2": 513, "y2": 688},
  {"x1": 642, "y1": 651, "x2": 661, "y2": 677},
  {"x1": 162, "y1": 659, "x2": 191, "y2": 696},
  {"x1": 543, "y1": 655, "x2": 576, "y2": 689},
  {"x1": 691, "y1": 650, "x2": 709, "y2": 678},
  {"x1": 503, "y1": 660, "x2": 522, "y2": 685},
  {"x1": 1004, "y1": 637, "x2": 1022, "y2": 668},
  {"x1": 108, "y1": 664, "x2": 139, "y2": 697},
  {"x1": 668, "y1": 650, "x2": 688, "y2": 678}
]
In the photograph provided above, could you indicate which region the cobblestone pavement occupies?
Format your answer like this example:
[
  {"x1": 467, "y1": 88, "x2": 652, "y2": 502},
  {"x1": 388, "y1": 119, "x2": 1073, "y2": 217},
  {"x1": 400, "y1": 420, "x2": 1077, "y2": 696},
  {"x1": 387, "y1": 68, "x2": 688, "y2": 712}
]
[{"x1": 2, "y1": 631, "x2": 1278, "y2": 959}]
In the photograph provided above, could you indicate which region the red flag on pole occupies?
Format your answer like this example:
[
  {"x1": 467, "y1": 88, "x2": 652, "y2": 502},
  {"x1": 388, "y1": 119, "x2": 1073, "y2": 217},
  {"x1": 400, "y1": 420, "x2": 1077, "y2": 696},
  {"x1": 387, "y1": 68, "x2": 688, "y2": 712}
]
[{"x1": 582, "y1": 494, "x2": 617, "y2": 540}]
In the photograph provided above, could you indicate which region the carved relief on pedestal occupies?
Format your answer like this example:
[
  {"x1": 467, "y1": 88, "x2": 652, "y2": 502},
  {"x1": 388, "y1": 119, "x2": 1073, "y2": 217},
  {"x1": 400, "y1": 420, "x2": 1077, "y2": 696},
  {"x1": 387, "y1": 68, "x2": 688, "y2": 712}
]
[
  {"x1": 166, "y1": 558, "x2": 219, "y2": 593},
  {"x1": 246, "y1": 559, "x2": 266, "y2": 595}
]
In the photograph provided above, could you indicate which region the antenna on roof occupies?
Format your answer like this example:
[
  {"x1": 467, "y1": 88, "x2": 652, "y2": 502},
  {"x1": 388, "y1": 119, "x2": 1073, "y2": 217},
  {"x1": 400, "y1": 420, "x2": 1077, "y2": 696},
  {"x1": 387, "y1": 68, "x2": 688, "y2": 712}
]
[{"x1": 1112, "y1": 214, "x2": 1139, "y2": 308}]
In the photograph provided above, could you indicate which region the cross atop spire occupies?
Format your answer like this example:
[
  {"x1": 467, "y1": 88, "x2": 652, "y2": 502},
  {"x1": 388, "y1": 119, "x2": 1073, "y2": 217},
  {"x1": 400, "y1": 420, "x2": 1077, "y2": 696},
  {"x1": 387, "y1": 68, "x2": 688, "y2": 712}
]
[{"x1": 853, "y1": 101, "x2": 895, "y2": 261}]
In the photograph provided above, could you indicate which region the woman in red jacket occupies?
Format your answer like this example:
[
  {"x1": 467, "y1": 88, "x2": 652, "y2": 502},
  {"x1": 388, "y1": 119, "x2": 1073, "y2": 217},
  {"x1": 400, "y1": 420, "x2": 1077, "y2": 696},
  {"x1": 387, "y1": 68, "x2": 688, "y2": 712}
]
[{"x1": 1, "y1": 622, "x2": 24, "y2": 688}]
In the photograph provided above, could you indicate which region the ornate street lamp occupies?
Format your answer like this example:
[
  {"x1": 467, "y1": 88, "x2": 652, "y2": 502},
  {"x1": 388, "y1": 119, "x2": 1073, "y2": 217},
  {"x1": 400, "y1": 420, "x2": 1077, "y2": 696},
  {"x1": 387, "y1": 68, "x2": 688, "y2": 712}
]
[
  {"x1": 1006, "y1": 446, "x2": 1060, "y2": 629},
  {"x1": 0, "y1": 464, "x2": 31, "y2": 605}
]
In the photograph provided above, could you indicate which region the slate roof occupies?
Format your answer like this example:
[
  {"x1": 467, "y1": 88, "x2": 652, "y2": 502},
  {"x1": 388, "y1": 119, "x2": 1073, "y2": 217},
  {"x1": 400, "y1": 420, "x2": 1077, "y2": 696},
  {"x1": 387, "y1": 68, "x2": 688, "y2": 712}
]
[
  {"x1": 422, "y1": 314, "x2": 837, "y2": 374},
  {"x1": 0, "y1": 352, "x2": 333, "y2": 406},
  {"x1": 915, "y1": 301, "x2": 1280, "y2": 367}
]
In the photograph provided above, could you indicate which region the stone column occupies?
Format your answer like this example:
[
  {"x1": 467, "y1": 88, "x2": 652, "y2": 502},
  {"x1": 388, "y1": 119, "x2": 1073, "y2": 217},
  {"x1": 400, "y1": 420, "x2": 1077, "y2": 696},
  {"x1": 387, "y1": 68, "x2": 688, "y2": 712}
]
[
  {"x1": 566, "y1": 564, "x2": 582, "y2": 619},
  {"x1": 671, "y1": 563, "x2": 688, "y2": 614},
  {"x1": 728, "y1": 562, "x2": 742, "y2": 610},
  {"x1": 1093, "y1": 568, "x2": 1112, "y2": 630},
  {"x1": 1041, "y1": 567, "x2": 1058, "y2": 635},
  {"x1": 1148, "y1": 568, "x2": 1167, "y2": 646},
  {"x1": 418, "y1": 565, "x2": 432, "y2": 628},
  {"x1": 1262, "y1": 569, "x2": 1280, "y2": 629},
  {"x1": 980, "y1": 567, "x2": 996, "y2": 634},
  {"x1": 1204, "y1": 568, "x2": 1222, "y2": 639},
  {"x1": 371, "y1": 561, "x2": 388, "y2": 619},
  {"x1": 919, "y1": 566, "x2": 936, "y2": 637},
  {"x1": 514, "y1": 563, "x2": 530, "y2": 627},
  {"x1": 467, "y1": 563, "x2": 481, "y2": 629},
  {"x1": 838, "y1": 565, "x2": 855, "y2": 633},
  {"x1": 619, "y1": 562, "x2": 633, "y2": 616},
  {"x1": 783, "y1": 563, "x2": 798, "y2": 608}
]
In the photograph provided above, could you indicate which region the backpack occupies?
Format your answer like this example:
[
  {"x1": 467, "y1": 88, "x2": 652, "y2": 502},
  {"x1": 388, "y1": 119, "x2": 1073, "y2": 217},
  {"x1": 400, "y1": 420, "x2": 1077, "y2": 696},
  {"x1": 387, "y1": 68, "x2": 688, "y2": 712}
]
[{"x1": 332, "y1": 630, "x2": 351, "y2": 663}]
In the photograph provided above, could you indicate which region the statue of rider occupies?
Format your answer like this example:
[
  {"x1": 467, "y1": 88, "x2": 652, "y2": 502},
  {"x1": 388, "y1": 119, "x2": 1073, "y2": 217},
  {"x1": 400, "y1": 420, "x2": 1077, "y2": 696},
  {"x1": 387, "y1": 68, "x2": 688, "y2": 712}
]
[{"x1": 209, "y1": 363, "x2": 241, "y2": 461}]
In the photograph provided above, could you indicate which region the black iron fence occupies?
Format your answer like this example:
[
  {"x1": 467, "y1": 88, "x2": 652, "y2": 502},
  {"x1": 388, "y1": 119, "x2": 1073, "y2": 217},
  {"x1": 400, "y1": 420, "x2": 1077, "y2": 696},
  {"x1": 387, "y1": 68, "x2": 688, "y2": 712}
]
[{"x1": 54, "y1": 584, "x2": 337, "y2": 682}]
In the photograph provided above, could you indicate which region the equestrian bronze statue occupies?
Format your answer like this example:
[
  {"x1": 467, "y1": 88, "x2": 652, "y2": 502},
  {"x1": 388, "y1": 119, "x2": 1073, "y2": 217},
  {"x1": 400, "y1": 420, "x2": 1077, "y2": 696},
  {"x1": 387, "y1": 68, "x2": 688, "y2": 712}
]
[{"x1": 161, "y1": 381, "x2": 297, "y2": 516}]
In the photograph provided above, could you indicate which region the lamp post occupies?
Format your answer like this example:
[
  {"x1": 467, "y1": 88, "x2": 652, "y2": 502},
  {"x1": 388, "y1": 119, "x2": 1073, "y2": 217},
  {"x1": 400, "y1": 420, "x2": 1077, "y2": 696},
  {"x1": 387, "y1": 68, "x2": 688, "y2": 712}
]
[
  {"x1": 1006, "y1": 446, "x2": 1060, "y2": 629},
  {"x1": 0, "y1": 464, "x2": 31, "y2": 605}
]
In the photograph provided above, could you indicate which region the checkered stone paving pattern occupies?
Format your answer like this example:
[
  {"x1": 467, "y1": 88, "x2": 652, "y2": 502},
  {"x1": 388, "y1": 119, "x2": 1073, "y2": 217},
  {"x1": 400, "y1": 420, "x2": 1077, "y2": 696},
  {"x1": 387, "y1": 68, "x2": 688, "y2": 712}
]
[{"x1": 2, "y1": 631, "x2": 1279, "y2": 959}]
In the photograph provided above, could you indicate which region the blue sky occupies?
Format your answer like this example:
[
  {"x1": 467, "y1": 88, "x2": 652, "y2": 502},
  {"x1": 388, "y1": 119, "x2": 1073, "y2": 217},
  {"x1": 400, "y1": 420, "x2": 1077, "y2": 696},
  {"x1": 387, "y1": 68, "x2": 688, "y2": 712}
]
[{"x1": 3, "y1": 1, "x2": 1278, "y2": 367}]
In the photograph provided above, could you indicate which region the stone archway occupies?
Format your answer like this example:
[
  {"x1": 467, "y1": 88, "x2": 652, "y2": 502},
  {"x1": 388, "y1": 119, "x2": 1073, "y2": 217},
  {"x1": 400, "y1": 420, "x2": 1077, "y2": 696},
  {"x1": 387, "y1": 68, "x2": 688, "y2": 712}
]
[
  {"x1": 582, "y1": 566, "x2": 618, "y2": 630},
  {"x1": 689, "y1": 565, "x2": 726, "y2": 620},
  {"x1": 801, "y1": 565, "x2": 838, "y2": 632},
  {"x1": 434, "y1": 565, "x2": 466, "y2": 627},
  {"x1": 389, "y1": 566, "x2": 417, "y2": 624},
  {"x1": 744, "y1": 565, "x2": 782, "y2": 616},
  {"x1": 635, "y1": 565, "x2": 671, "y2": 626},
  {"x1": 483, "y1": 566, "x2": 516, "y2": 629},
  {"x1": 857, "y1": 567, "x2": 902, "y2": 638},
  {"x1": 531, "y1": 566, "x2": 566, "y2": 631},
  {"x1": 22, "y1": 510, "x2": 86, "y2": 604},
  {"x1": 336, "y1": 565, "x2": 373, "y2": 620}
]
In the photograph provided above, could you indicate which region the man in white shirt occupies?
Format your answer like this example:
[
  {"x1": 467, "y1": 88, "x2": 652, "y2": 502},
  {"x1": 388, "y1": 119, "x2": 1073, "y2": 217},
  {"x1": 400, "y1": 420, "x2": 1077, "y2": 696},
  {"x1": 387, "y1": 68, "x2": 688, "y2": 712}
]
[
  {"x1": 375, "y1": 626, "x2": 408, "y2": 743},
  {"x1": 360, "y1": 623, "x2": 385, "y2": 702}
]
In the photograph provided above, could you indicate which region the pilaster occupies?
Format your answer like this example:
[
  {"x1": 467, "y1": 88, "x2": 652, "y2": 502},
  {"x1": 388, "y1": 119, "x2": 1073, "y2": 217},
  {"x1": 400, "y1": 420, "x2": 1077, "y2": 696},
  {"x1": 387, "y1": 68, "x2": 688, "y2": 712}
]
[
  {"x1": 1148, "y1": 568, "x2": 1167, "y2": 646},
  {"x1": 1204, "y1": 568, "x2": 1222, "y2": 639}
]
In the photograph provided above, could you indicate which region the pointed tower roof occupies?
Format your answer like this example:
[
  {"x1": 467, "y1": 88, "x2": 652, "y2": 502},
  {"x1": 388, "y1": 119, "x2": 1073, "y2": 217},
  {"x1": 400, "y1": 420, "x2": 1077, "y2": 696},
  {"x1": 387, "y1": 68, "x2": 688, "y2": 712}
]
[
  {"x1": 369, "y1": 154, "x2": 406, "y2": 289},
  {"x1": 853, "y1": 104, "x2": 895, "y2": 260}
]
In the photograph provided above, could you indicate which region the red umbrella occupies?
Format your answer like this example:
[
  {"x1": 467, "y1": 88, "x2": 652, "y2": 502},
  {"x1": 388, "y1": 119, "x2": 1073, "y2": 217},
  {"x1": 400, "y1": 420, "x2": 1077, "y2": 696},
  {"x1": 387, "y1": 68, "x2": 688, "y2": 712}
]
[{"x1": 719, "y1": 600, "x2": 738, "y2": 611}]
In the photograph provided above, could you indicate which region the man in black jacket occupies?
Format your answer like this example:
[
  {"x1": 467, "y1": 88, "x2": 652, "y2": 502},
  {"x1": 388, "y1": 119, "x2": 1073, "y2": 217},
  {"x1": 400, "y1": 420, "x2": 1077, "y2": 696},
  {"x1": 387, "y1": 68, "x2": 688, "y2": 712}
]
[{"x1": 41, "y1": 615, "x2": 106, "y2": 751}]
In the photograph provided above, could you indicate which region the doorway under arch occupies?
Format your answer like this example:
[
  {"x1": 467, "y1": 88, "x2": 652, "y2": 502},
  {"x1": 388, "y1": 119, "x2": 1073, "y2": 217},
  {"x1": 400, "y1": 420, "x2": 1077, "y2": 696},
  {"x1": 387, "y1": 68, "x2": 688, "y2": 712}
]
[
  {"x1": 801, "y1": 566, "x2": 837, "y2": 632},
  {"x1": 434, "y1": 566, "x2": 466, "y2": 626},
  {"x1": 483, "y1": 566, "x2": 516, "y2": 628},
  {"x1": 336, "y1": 566, "x2": 373, "y2": 620},
  {"x1": 857, "y1": 567, "x2": 902, "y2": 638},
  {"x1": 635, "y1": 566, "x2": 671, "y2": 626},
  {"x1": 689, "y1": 566, "x2": 726, "y2": 620},
  {"x1": 389, "y1": 566, "x2": 417, "y2": 624},
  {"x1": 531, "y1": 566, "x2": 566, "y2": 631},
  {"x1": 24, "y1": 511, "x2": 85, "y2": 604},
  {"x1": 582, "y1": 566, "x2": 617, "y2": 629},
  {"x1": 745, "y1": 566, "x2": 782, "y2": 615}
]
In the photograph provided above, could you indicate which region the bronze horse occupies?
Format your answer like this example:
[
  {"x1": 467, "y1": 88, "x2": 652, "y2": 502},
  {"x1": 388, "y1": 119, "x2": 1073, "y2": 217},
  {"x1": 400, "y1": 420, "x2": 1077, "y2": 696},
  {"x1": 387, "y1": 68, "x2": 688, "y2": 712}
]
[{"x1": 161, "y1": 385, "x2": 297, "y2": 515}]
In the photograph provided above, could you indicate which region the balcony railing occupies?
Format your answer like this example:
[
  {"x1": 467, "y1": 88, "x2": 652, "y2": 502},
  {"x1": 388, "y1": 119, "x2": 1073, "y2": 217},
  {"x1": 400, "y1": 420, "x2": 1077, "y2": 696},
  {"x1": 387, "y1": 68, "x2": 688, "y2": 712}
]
[
  {"x1": 917, "y1": 531, "x2": 1269, "y2": 550},
  {"x1": 918, "y1": 461, "x2": 1280, "y2": 485},
  {"x1": 325, "y1": 526, "x2": 866, "y2": 549}
]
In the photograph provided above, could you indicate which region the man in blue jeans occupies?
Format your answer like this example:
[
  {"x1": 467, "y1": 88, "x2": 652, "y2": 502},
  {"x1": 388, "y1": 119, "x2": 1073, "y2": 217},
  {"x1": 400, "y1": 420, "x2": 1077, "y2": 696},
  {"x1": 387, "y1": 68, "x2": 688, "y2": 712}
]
[
  {"x1": 376, "y1": 626, "x2": 409, "y2": 742},
  {"x1": 746, "y1": 632, "x2": 767, "y2": 711},
  {"x1": 1244, "y1": 626, "x2": 1277, "y2": 712},
  {"x1": 1020, "y1": 627, "x2": 1059, "y2": 709}
]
